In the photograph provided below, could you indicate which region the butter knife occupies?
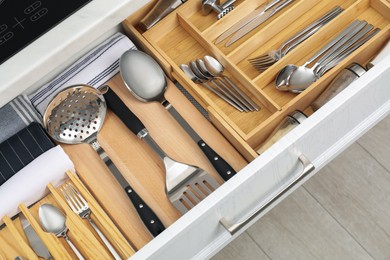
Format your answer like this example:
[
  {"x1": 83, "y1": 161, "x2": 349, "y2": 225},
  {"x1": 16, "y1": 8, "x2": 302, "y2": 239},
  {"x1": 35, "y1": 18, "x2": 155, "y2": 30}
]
[
  {"x1": 226, "y1": 0, "x2": 294, "y2": 46},
  {"x1": 215, "y1": 0, "x2": 283, "y2": 45},
  {"x1": 20, "y1": 214, "x2": 53, "y2": 260}
]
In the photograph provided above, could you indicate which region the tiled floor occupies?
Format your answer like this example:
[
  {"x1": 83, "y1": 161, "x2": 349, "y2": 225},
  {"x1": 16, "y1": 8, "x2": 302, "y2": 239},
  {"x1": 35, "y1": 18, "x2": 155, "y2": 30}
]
[{"x1": 213, "y1": 115, "x2": 390, "y2": 260}]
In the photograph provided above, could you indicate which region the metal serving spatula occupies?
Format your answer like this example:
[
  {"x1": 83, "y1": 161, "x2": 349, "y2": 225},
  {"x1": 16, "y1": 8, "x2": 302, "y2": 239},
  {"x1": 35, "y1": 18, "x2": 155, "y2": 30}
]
[{"x1": 100, "y1": 86, "x2": 220, "y2": 215}]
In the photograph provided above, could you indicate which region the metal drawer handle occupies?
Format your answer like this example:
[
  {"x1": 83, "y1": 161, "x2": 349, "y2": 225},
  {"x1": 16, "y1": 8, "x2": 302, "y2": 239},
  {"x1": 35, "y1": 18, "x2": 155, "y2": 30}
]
[{"x1": 220, "y1": 154, "x2": 315, "y2": 235}]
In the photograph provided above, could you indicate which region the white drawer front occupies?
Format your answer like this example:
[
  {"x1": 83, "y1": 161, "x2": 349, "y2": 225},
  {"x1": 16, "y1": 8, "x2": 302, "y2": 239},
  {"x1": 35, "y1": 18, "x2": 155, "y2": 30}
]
[{"x1": 131, "y1": 59, "x2": 390, "y2": 259}]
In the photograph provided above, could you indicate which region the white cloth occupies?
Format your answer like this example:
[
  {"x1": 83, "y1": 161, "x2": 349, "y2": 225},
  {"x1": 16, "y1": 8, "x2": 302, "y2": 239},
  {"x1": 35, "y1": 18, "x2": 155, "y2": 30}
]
[
  {"x1": 29, "y1": 32, "x2": 137, "y2": 115},
  {"x1": 0, "y1": 146, "x2": 74, "y2": 222}
]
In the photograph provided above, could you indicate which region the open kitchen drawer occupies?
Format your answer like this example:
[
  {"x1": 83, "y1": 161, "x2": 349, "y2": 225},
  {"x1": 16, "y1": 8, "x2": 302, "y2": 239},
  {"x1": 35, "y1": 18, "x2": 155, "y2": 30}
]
[
  {"x1": 121, "y1": 0, "x2": 390, "y2": 258},
  {"x1": 0, "y1": 0, "x2": 389, "y2": 259}
]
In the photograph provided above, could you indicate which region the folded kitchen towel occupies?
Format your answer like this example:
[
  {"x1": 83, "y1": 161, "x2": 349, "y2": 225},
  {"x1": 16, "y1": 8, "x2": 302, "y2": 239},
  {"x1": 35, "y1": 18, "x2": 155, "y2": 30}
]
[
  {"x1": 0, "y1": 122, "x2": 54, "y2": 186},
  {"x1": 29, "y1": 32, "x2": 137, "y2": 115},
  {"x1": 0, "y1": 145, "x2": 74, "y2": 223},
  {"x1": 0, "y1": 95, "x2": 42, "y2": 143}
]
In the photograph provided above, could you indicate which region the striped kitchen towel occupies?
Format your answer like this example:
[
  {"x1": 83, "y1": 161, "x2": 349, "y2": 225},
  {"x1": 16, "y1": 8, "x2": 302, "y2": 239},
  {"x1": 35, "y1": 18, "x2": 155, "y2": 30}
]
[
  {"x1": 29, "y1": 32, "x2": 137, "y2": 115},
  {"x1": 0, "y1": 122, "x2": 54, "y2": 185},
  {"x1": 0, "y1": 95, "x2": 42, "y2": 143}
]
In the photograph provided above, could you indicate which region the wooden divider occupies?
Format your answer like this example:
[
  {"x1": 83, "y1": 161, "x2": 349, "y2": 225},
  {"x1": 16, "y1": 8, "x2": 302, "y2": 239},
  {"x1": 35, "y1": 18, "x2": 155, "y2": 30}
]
[
  {"x1": 123, "y1": 0, "x2": 390, "y2": 152},
  {"x1": 0, "y1": 171, "x2": 137, "y2": 258}
]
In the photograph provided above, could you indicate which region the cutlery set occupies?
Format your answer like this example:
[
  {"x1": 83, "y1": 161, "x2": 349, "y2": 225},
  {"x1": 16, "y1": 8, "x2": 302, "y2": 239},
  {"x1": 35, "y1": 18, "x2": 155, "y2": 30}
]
[
  {"x1": 180, "y1": 56, "x2": 259, "y2": 112},
  {"x1": 8, "y1": 172, "x2": 134, "y2": 260},
  {"x1": 248, "y1": 6, "x2": 344, "y2": 71},
  {"x1": 275, "y1": 19, "x2": 380, "y2": 92}
]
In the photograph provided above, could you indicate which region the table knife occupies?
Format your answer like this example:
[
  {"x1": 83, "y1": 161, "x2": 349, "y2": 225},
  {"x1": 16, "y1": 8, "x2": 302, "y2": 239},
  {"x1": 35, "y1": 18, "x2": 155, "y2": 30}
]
[
  {"x1": 19, "y1": 214, "x2": 53, "y2": 260},
  {"x1": 103, "y1": 87, "x2": 236, "y2": 182},
  {"x1": 215, "y1": 0, "x2": 283, "y2": 45},
  {"x1": 226, "y1": 0, "x2": 294, "y2": 46}
]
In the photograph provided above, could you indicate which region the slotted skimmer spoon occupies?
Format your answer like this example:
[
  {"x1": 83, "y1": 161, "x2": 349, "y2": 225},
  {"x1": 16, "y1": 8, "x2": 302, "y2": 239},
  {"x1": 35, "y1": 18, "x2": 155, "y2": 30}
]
[
  {"x1": 43, "y1": 85, "x2": 165, "y2": 237},
  {"x1": 118, "y1": 50, "x2": 222, "y2": 214}
]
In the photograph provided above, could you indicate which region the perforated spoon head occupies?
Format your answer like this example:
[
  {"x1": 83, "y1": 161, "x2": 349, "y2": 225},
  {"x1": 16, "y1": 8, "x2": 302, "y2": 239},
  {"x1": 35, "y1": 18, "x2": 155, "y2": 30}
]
[{"x1": 43, "y1": 85, "x2": 106, "y2": 144}]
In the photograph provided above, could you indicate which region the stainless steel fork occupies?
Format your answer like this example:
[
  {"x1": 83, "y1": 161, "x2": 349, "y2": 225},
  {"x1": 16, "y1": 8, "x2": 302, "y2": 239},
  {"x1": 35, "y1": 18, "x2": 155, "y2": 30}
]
[{"x1": 61, "y1": 183, "x2": 122, "y2": 260}]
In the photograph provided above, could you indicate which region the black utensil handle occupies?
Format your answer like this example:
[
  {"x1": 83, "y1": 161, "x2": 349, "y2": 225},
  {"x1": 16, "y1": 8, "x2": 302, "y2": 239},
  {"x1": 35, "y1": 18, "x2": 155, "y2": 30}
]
[
  {"x1": 103, "y1": 87, "x2": 146, "y2": 135},
  {"x1": 197, "y1": 140, "x2": 236, "y2": 181},
  {"x1": 124, "y1": 185, "x2": 165, "y2": 237},
  {"x1": 100, "y1": 148, "x2": 166, "y2": 237}
]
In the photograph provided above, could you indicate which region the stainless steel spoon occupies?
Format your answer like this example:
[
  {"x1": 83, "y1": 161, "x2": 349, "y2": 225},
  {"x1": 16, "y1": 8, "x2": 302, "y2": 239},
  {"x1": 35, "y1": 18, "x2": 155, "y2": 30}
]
[
  {"x1": 275, "y1": 20, "x2": 371, "y2": 92},
  {"x1": 190, "y1": 60, "x2": 249, "y2": 112},
  {"x1": 39, "y1": 204, "x2": 84, "y2": 260},
  {"x1": 196, "y1": 59, "x2": 253, "y2": 111},
  {"x1": 203, "y1": 56, "x2": 260, "y2": 111},
  {"x1": 180, "y1": 64, "x2": 244, "y2": 111}
]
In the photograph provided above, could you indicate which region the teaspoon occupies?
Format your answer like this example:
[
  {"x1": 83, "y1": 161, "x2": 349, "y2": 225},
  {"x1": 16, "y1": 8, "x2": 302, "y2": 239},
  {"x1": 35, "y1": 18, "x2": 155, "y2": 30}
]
[
  {"x1": 39, "y1": 204, "x2": 84, "y2": 260},
  {"x1": 203, "y1": 56, "x2": 260, "y2": 111}
]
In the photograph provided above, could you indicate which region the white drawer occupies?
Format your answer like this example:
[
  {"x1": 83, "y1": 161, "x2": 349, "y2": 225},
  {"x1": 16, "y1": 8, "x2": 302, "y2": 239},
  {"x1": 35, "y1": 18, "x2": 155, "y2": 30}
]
[{"x1": 0, "y1": 0, "x2": 389, "y2": 259}]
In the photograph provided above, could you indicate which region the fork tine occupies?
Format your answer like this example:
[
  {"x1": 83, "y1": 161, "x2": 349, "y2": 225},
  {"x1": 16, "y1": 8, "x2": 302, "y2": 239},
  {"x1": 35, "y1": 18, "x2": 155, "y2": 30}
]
[
  {"x1": 253, "y1": 64, "x2": 273, "y2": 70},
  {"x1": 67, "y1": 184, "x2": 84, "y2": 209},
  {"x1": 249, "y1": 56, "x2": 273, "y2": 62},
  {"x1": 69, "y1": 184, "x2": 88, "y2": 206},
  {"x1": 61, "y1": 186, "x2": 79, "y2": 212},
  {"x1": 250, "y1": 58, "x2": 275, "y2": 65},
  {"x1": 248, "y1": 55, "x2": 269, "y2": 61}
]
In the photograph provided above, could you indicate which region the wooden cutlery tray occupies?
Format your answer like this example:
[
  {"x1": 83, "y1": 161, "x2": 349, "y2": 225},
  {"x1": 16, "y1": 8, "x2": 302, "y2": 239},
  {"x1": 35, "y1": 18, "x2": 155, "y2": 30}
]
[
  {"x1": 123, "y1": 0, "x2": 390, "y2": 161},
  {"x1": 0, "y1": 171, "x2": 134, "y2": 259}
]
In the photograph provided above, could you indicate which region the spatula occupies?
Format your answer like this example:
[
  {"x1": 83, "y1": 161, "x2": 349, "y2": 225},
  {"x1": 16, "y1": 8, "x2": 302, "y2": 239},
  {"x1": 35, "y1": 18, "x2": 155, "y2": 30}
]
[{"x1": 100, "y1": 85, "x2": 220, "y2": 215}]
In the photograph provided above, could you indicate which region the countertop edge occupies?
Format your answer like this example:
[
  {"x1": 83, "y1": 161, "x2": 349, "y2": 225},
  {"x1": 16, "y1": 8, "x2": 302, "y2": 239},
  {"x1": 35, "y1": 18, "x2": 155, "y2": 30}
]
[{"x1": 0, "y1": 0, "x2": 150, "y2": 107}]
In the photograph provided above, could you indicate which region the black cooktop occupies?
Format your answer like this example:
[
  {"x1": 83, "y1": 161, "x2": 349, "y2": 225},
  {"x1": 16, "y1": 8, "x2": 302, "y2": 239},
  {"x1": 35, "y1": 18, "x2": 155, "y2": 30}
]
[{"x1": 0, "y1": 0, "x2": 92, "y2": 65}]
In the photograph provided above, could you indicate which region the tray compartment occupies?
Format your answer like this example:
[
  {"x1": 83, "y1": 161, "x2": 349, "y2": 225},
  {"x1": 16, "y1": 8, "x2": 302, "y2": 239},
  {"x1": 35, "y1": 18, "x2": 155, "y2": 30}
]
[
  {"x1": 236, "y1": 0, "x2": 358, "y2": 79},
  {"x1": 0, "y1": 176, "x2": 119, "y2": 259},
  {"x1": 123, "y1": 0, "x2": 390, "y2": 160}
]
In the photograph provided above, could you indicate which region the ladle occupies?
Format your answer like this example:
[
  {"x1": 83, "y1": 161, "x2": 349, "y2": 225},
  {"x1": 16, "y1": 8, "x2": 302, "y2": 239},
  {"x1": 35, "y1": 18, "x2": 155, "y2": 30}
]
[{"x1": 39, "y1": 204, "x2": 84, "y2": 259}]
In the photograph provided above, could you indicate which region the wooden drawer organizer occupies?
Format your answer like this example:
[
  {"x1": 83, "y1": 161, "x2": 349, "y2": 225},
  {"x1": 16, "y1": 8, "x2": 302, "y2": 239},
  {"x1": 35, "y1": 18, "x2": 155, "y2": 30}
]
[
  {"x1": 123, "y1": 0, "x2": 390, "y2": 161},
  {"x1": 0, "y1": 171, "x2": 134, "y2": 259}
]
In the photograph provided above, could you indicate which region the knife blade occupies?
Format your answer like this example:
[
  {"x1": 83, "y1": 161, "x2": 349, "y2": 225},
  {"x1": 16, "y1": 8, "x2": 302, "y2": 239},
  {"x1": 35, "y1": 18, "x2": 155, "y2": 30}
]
[
  {"x1": 226, "y1": 0, "x2": 294, "y2": 46},
  {"x1": 215, "y1": 0, "x2": 283, "y2": 45},
  {"x1": 19, "y1": 214, "x2": 53, "y2": 260}
]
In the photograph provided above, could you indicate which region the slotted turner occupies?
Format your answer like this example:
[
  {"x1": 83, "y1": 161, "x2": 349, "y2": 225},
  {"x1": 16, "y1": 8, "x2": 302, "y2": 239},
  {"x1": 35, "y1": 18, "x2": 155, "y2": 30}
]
[
  {"x1": 43, "y1": 85, "x2": 165, "y2": 237},
  {"x1": 101, "y1": 86, "x2": 220, "y2": 215}
]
